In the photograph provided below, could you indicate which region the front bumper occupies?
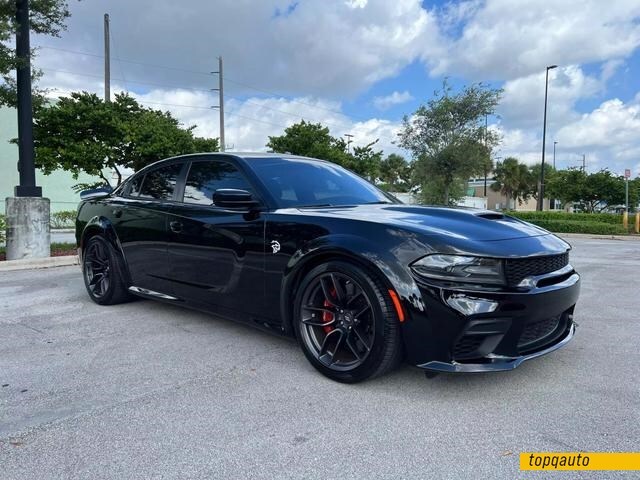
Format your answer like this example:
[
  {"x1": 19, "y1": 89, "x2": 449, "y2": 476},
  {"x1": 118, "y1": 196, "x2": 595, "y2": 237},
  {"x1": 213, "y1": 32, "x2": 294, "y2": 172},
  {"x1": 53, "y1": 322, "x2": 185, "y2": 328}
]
[
  {"x1": 418, "y1": 322, "x2": 575, "y2": 372},
  {"x1": 401, "y1": 267, "x2": 580, "y2": 372}
]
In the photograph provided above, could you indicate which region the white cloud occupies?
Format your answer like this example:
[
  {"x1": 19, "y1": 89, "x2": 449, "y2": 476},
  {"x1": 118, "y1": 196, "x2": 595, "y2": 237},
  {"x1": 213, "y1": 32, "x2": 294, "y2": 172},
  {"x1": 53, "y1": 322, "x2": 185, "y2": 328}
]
[
  {"x1": 498, "y1": 65, "x2": 602, "y2": 130},
  {"x1": 372, "y1": 90, "x2": 414, "y2": 110},
  {"x1": 25, "y1": 0, "x2": 640, "y2": 176},
  {"x1": 33, "y1": 0, "x2": 439, "y2": 98},
  {"x1": 495, "y1": 94, "x2": 640, "y2": 174},
  {"x1": 428, "y1": 0, "x2": 640, "y2": 80}
]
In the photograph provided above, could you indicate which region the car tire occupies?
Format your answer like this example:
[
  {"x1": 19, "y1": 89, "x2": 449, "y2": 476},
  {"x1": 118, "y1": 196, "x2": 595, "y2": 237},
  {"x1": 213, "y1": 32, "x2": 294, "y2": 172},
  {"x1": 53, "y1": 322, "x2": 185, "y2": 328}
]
[
  {"x1": 293, "y1": 260, "x2": 403, "y2": 383},
  {"x1": 82, "y1": 235, "x2": 132, "y2": 305}
]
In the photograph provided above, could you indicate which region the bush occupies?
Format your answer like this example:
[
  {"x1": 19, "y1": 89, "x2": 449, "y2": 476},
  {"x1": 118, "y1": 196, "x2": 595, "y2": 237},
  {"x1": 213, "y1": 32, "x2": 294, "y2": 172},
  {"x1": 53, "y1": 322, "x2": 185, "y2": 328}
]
[
  {"x1": 0, "y1": 214, "x2": 5, "y2": 243},
  {"x1": 519, "y1": 219, "x2": 627, "y2": 235},
  {"x1": 51, "y1": 210, "x2": 76, "y2": 229},
  {"x1": 506, "y1": 210, "x2": 623, "y2": 225}
]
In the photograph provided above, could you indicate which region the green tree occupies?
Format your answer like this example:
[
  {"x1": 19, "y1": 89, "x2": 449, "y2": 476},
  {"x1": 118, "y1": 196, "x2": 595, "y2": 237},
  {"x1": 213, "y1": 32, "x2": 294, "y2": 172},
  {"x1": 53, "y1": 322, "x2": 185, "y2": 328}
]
[
  {"x1": 528, "y1": 162, "x2": 557, "y2": 201},
  {"x1": 266, "y1": 120, "x2": 381, "y2": 179},
  {"x1": 544, "y1": 168, "x2": 587, "y2": 209},
  {"x1": 343, "y1": 140, "x2": 382, "y2": 180},
  {"x1": 1, "y1": 0, "x2": 72, "y2": 107},
  {"x1": 33, "y1": 91, "x2": 218, "y2": 187},
  {"x1": 581, "y1": 169, "x2": 627, "y2": 213},
  {"x1": 545, "y1": 168, "x2": 638, "y2": 212},
  {"x1": 266, "y1": 120, "x2": 343, "y2": 161},
  {"x1": 491, "y1": 157, "x2": 532, "y2": 208},
  {"x1": 398, "y1": 81, "x2": 502, "y2": 204},
  {"x1": 379, "y1": 153, "x2": 411, "y2": 192}
]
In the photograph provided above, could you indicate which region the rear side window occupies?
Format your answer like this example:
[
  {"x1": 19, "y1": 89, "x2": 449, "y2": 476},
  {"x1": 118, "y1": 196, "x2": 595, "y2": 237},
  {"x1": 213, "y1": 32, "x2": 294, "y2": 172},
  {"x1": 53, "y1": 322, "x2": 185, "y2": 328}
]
[
  {"x1": 138, "y1": 163, "x2": 183, "y2": 200},
  {"x1": 183, "y1": 161, "x2": 253, "y2": 205}
]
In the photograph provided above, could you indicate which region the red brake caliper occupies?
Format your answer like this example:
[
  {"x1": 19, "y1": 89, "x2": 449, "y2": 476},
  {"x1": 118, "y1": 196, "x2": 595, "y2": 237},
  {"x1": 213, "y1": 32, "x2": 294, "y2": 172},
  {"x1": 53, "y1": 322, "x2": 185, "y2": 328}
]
[{"x1": 322, "y1": 288, "x2": 336, "y2": 333}]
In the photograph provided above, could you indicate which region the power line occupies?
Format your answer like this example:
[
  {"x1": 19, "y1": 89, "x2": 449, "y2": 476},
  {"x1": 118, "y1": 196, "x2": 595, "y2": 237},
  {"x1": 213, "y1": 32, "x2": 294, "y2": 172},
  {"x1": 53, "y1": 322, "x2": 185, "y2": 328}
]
[
  {"x1": 38, "y1": 45, "x2": 376, "y2": 122},
  {"x1": 38, "y1": 46, "x2": 402, "y2": 147},
  {"x1": 39, "y1": 45, "x2": 212, "y2": 76},
  {"x1": 40, "y1": 67, "x2": 213, "y2": 93}
]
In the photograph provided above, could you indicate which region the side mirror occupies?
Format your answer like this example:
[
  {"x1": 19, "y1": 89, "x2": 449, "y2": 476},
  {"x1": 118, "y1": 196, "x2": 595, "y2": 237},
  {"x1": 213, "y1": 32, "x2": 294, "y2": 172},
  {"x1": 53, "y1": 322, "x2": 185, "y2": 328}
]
[
  {"x1": 80, "y1": 185, "x2": 113, "y2": 201},
  {"x1": 212, "y1": 189, "x2": 259, "y2": 209}
]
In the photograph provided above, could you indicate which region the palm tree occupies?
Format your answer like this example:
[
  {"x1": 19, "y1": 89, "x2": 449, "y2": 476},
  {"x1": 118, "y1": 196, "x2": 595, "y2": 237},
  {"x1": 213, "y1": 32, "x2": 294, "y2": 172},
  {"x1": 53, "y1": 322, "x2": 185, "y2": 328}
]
[{"x1": 491, "y1": 157, "x2": 531, "y2": 209}]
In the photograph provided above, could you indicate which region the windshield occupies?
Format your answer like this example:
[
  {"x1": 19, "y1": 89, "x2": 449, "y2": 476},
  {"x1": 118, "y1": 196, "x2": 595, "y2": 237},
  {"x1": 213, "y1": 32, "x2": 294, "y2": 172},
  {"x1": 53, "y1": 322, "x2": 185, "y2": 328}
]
[{"x1": 246, "y1": 157, "x2": 399, "y2": 208}]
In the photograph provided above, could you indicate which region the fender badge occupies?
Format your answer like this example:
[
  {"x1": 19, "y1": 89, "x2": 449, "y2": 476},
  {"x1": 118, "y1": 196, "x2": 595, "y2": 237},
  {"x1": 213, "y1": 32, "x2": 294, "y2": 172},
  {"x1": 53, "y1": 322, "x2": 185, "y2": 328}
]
[{"x1": 270, "y1": 240, "x2": 281, "y2": 254}]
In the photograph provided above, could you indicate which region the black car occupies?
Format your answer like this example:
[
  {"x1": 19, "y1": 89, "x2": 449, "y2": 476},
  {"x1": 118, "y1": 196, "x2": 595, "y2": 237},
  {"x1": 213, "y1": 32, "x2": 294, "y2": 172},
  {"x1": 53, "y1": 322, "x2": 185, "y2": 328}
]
[{"x1": 76, "y1": 153, "x2": 580, "y2": 383}]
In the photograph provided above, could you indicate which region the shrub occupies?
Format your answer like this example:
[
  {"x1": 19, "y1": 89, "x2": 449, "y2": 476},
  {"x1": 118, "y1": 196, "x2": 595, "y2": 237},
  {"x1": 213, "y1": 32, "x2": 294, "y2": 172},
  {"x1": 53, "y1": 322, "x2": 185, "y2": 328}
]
[
  {"x1": 506, "y1": 210, "x2": 623, "y2": 225},
  {"x1": 0, "y1": 214, "x2": 5, "y2": 243},
  {"x1": 519, "y1": 218, "x2": 627, "y2": 235},
  {"x1": 51, "y1": 210, "x2": 76, "y2": 229}
]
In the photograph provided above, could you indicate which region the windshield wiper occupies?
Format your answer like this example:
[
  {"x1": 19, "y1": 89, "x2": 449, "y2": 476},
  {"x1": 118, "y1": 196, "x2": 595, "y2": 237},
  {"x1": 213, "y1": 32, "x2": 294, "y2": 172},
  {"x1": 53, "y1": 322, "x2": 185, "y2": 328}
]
[
  {"x1": 298, "y1": 203, "x2": 334, "y2": 208},
  {"x1": 363, "y1": 201, "x2": 393, "y2": 205}
]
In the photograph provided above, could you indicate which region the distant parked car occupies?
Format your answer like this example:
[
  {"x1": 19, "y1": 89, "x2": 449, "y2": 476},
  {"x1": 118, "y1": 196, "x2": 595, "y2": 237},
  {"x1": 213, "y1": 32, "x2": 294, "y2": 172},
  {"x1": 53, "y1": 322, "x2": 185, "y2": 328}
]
[{"x1": 76, "y1": 153, "x2": 580, "y2": 382}]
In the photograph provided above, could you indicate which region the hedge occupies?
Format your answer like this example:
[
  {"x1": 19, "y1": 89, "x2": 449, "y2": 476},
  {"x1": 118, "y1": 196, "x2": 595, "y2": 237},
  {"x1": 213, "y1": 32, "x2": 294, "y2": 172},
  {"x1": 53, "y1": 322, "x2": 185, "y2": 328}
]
[
  {"x1": 506, "y1": 210, "x2": 623, "y2": 225},
  {"x1": 518, "y1": 219, "x2": 627, "y2": 235}
]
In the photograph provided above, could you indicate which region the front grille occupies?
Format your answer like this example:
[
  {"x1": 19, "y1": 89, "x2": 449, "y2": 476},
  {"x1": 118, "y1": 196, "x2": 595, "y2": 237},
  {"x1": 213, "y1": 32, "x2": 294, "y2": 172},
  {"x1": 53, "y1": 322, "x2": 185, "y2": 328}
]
[
  {"x1": 453, "y1": 335, "x2": 484, "y2": 358},
  {"x1": 518, "y1": 315, "x2": 561, "y2": 348},
  {"x1": 504, "y1": 252, "x2": 569, "y2": 286}
]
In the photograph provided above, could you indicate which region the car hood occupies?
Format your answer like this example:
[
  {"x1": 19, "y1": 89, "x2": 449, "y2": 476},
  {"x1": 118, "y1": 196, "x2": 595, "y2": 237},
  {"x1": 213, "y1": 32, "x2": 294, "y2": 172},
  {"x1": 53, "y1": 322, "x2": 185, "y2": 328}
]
[{"x1": 296, "y1": 204, "x2": 548, "y2": 242}]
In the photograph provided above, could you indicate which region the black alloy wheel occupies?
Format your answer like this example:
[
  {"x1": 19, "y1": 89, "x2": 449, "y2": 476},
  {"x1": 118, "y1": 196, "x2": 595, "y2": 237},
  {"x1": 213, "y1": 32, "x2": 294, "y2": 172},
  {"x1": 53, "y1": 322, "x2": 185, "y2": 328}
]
[
  {"x1": 294, "y1": 261, "x2": 402, "y2": 383},
  {"x1": 82, "y1": 235, "x2": 131, "y2": 305}
]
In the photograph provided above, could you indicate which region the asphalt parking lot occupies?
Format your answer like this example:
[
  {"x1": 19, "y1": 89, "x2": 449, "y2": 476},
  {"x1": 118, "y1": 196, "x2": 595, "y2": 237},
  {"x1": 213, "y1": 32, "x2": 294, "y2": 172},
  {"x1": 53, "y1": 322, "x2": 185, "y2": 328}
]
[{"x1": 1, "y1": 236, "x2": 638, "y2": 479}]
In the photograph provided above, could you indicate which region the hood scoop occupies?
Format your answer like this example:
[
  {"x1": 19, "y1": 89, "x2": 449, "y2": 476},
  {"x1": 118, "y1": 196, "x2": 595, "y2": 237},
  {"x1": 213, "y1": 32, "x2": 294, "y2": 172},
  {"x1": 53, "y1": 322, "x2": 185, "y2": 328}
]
[{"x1": 474, "y1": 212, "x2": 505, "y2": 220}]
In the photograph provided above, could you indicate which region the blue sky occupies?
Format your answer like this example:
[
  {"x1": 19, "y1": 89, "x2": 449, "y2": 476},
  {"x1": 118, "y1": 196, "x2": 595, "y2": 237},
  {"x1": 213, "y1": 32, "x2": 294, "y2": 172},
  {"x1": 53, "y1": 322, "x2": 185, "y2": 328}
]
[{"x1": 31, "y1": 0, "x2": 640, "y2": 176}]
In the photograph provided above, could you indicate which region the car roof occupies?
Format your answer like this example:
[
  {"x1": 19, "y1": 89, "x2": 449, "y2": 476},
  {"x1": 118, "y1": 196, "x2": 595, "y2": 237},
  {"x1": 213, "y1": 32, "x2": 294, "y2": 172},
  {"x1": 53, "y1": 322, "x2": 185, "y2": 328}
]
[
  {"x1": 130, "y1": 152, "x2": 331, "y2": 179},
  {"x1": 213, "y1": 152, "x2": 331, "y2": 163}
]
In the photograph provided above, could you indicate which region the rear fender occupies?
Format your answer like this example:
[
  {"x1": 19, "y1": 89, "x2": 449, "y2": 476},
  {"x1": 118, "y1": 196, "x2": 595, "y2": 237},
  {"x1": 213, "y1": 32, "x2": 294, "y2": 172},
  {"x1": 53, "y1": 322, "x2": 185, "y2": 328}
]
[{"x1": 80, "y1": 216, "x2": 130, "y2": 283}]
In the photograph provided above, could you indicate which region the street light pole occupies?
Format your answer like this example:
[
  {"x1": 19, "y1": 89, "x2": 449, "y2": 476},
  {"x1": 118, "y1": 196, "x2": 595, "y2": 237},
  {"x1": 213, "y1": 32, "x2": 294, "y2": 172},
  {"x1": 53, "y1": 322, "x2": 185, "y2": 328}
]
[
  {"x1": 7, "y1": 0, "x2": 50, "y2": 261},
  {"x1": 14, "y1": 0, "x2": 40, "y2": 198},
  {"x1": 538, "y1": 64, "x2": 557, "y2": 211},
  {"x1": 553, "y1": 141, "x2": 557, "y2": 169}
]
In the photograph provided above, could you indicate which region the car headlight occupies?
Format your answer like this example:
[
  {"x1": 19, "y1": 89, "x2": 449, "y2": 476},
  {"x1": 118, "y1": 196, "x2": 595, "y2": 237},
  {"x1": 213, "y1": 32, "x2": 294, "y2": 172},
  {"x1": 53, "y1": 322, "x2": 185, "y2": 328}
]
[{"x1": 410, "y1": 254, "x2": 505, "y2": 285}]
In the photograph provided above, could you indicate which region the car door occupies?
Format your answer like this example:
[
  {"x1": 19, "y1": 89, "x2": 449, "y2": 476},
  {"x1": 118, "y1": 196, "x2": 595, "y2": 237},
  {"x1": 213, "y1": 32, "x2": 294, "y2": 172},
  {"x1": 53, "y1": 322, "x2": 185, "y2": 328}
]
[
  {"x1": 167, "y1": 158, "x2": 266, "y2": 319},
  {"x1": 110, "y1": 161, "x2": 186, "y2": 295}
]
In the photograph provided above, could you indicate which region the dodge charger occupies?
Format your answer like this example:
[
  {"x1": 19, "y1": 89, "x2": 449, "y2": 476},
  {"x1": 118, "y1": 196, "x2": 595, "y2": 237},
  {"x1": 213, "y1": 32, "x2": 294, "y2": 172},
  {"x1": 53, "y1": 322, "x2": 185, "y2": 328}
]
[{"x1": 76, "y1": 153, "x2": 580, "y2": 382}]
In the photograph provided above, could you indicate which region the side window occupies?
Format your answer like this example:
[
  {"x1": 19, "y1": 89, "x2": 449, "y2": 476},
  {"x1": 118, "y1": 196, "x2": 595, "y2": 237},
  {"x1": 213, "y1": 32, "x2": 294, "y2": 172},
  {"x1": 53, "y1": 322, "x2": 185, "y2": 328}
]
[
  {"x1": 183, "y1": 161, "x2": 253, "y2": 205},
  {"x1": 127, "y1": 175, "x2": 144, "y2": 197},
  {"x1": 138, "y1": 163, "x2": 183, "y2": 200}
]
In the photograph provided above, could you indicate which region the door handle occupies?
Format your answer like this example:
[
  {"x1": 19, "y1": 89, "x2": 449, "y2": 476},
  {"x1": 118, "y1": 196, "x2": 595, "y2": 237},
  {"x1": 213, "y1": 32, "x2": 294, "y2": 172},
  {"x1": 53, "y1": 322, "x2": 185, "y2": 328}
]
[
  {"x1": 112, "y1": 209, "x2": 123, "y2": 218},
  {"x1": 169, "y1": 221, "x2": 183, "y2": 233}
]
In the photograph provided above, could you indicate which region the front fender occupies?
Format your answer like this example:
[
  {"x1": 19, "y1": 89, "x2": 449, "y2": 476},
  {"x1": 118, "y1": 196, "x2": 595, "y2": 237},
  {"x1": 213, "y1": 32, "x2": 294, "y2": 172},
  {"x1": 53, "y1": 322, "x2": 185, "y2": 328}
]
[{"x1": 280, "y1": 233, "x2": 425, "y2": 335}]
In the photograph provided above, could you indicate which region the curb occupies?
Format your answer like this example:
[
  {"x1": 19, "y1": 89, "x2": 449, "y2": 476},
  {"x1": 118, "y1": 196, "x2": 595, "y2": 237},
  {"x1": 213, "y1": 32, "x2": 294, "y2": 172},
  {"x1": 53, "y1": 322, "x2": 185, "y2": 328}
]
[
  {"x1": 558, "y1": 233, "x2": 640, "y2": 241},
  {"x1": 0, "y1": 255, "x2": 79, "y2": 272}
]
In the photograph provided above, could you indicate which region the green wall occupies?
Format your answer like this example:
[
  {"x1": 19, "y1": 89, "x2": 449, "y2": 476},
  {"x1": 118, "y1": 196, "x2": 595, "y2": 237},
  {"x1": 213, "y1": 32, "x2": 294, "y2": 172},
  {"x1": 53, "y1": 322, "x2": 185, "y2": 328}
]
[{"x1": 1, "y1": 106, "x2": 105, "y2": 213}]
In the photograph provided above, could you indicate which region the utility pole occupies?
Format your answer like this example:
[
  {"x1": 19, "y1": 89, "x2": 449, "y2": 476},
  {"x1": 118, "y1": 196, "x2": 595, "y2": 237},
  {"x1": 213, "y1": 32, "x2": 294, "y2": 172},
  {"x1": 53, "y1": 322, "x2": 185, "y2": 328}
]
[
  {"x1": 218, "y1": 56, "x2": 225, "y2": 152},
  {"x1": 582, "y1": 154, "x2": 586, "y2": 172},
  {"x1": 344, "y1": 133, "x2": 354, "y2": 154},
  {"x1": 553, "y1": 141, "x2": 557, "y2": 169},
  {"x1": 7, "y1": 0, "x2": 50, "y2": 260},
  {"x1": 104, "y1": 13, "x2": 110, "y2": 102},
  {"x1": 211, "y1": 57, "x2": 225, "y2": 151}
]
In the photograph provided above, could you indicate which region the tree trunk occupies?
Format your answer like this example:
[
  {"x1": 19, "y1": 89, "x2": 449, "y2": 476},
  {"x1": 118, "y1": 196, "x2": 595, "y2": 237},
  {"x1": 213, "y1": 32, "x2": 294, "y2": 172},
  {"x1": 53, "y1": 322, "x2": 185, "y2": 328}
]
[{"x1": 443, "y1": 183, "x2": 450, "y2": 205}]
